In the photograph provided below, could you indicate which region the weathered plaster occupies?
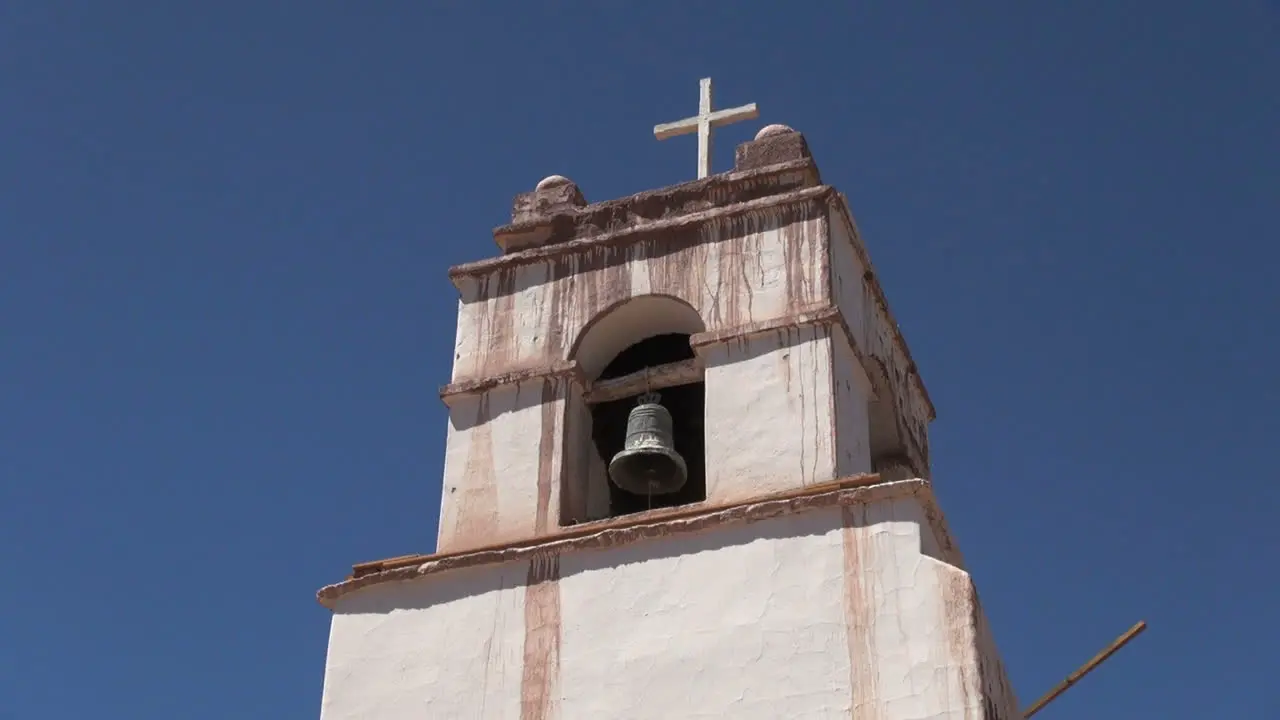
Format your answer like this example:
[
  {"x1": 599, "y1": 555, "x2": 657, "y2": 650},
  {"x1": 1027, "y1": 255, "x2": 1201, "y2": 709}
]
[
  {"x1": 451, "y1": 204, "x2": 830, "y2": 383},
  {"x1": 827, "y1": 199, "x2": 933, "y2": 474},
  {"x1": 559, "y1": 389, "x2": 610, "y2": 525},
  {"x1": 319, "y1": 480, "x2": 1016, "y2": 720},
  {"x1": 437, "y1": 170, "x2": 942, "y2": 550},
  {"x1": 831, "y1": 326, "x2": 874, "y2": 478},
  {"x1": 973, "y1": 589, "x2": 1021, "y2": 720},
  {"x1": 701, "y1": 323, "x2": 840, "y2": 502},
  {"x1": 438, "y1": 376, "x2": 569, "y2": 551},
  {"x1": 440, "y1": 193, "x2": 834, "y2": 550},
  {"x1": 320, "y1": 135, "x2": 1023, "y2": 718}
]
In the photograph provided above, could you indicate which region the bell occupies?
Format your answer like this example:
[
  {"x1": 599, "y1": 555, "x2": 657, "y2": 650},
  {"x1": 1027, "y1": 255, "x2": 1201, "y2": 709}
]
[{"x1": 608, "y1": 391, "x2": 688, "y2": 496}]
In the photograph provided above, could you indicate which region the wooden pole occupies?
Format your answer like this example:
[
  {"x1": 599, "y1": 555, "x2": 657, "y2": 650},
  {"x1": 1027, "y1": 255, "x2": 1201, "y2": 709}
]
[{"x1": 1021, "y1": 620, "x2": 1147, "y2": 718}]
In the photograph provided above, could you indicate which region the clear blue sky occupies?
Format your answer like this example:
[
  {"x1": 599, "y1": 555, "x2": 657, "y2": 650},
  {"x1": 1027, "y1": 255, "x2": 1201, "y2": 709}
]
[{"x1": 2, "y1": 3, "x2": 1276, "y2": 718}]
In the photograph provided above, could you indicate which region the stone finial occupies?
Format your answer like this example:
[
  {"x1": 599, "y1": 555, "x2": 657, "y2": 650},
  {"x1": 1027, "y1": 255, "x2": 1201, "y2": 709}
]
[
  {"x1": 512, "y1": 175, "x2": 586, "y2": 222},
  {"x1": 755, "y1": 124, "x2": 795, "y2": 140},
  {"x1": 536, "y1": 174, "x2": 574, "y2": 191},
  {"x1": 497, "y1": 175, "x2": 588, "y2": 254},
  {"x1": 735, "y1": 123, "x2": 813, "y2": 173}
]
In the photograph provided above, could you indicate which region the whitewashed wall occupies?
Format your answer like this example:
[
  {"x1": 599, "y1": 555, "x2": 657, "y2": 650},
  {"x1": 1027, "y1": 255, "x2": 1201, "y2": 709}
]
[
  {"x1": 439, "y1": 206, "x2": 832, "y2": 551},
  {"x1": 321, "y1": 492, "x2": 1017, "y2": 720},
  {"x1": 559, "y1": 390, "x2": 610, "y2": 525},
  {"x1": 450, "y1": 210, "x2": 830, "y2": 384},
  {"x1": 701, "y1": 325, "x2": 839, "y2": 502},
  {"x1": 831, "y1": 329, "x2": 874, "y2": 478},
  {"x1": 438, "y1": 376, "x2": 569, "y2": 551},
  {"x1": 974, "y1": 591, "x2": 1021, "y2": 719},
  {"x1": 438, "y1": 194, "x2": 934, "y2": 552},
  {"x1": 321, "y1": 562, "x2": 532, "y2": 719},
  {"x1": 826, "y1": 205, "x2": 932, "y2": 470}
]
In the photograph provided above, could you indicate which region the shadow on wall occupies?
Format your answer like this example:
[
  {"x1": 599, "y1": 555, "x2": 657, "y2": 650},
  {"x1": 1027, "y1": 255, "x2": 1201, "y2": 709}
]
[{"x1": 447, "y1": 382, "x2": 561, "y2": 433}]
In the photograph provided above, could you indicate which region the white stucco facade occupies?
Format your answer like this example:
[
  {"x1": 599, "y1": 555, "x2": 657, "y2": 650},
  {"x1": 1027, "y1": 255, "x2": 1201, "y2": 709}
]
[
  {"x1": 318, "y1": 133, "x2": 1015, "y2": 719},
  {"x1": 319, "y1": 482, "x2": 1018, "y2": 719},
  {"x1": 435, "y1": 169, "x2": 934, "y2": 555}
]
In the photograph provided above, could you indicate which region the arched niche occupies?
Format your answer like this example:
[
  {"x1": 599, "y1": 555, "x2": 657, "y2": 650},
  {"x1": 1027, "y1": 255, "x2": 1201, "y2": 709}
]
[{"x1": 560, "y1": 295, "x2": 708, "y2": 524}]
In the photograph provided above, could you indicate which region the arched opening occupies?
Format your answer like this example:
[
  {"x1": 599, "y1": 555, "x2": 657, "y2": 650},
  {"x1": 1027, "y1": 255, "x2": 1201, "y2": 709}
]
[
  {"x1": 561, "y1": 295, "x2": 707, "y2": 525},
  {"x1": 571, "y1": 295, "x2": 706, "y2": 382},
  {"x1": 591, "y1": 333, "x2": 706, "y2": 515}
]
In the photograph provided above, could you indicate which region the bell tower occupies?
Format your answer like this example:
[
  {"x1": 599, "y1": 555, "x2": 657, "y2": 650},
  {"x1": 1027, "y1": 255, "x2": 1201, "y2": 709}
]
[{"x1": 317, "y1": 81, "x2": 1019, "y2": 720}]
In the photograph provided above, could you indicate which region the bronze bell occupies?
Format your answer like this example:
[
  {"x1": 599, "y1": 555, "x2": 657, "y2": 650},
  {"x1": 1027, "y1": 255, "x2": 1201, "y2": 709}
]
[{"x1": 608, "y1": 391, "x2": 688, "y2": 496}]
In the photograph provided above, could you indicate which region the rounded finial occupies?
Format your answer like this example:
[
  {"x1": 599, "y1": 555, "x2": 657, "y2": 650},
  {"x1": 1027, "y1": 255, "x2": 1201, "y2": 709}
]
[
  {"x1": 755, "y1": 124, "x2": 795, "y2": 140},
  {"x1": 536, "y1": 174, "x2": 573, "y2": 191}
]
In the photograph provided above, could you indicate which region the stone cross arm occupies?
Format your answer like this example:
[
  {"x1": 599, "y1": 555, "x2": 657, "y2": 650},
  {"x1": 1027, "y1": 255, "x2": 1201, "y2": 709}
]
[
  {"x1": 652, "y1": 104, "x2": 760, "y2": 140},
  {"x1": 653, "y1": 77, "x2": 759, "y2": 179}
]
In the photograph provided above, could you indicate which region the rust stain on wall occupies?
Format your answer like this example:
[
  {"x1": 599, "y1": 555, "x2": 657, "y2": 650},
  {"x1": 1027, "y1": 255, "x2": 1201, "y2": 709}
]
[
  {"x1": 520, "y1": 554, "x2": 562, "y2": 720},
  {"x1": 544, "y1": 264, "x2": 566, "y2": 359},
  {"x1": 534, "y1": 378, "x2": 561, "y2": 534},
  {"x1": 478, "y1": 269, "x2": 519, "y2": 378},
  {"x1": 973, "y1": 591, "x2": 1017, "y2": 720},
  {"x1": 547, "y1": 243, "x2": 636, "y2": 364},
  {"x1": 941, "y1": 568, "x2": 977, "y2": 715},
  {"x1": 452, "y1": 395, "x2": 499, "y2": 548},
  {"x1": 719, "y1": 213, "x2": 761, "y2": 328},
  {"x1": 577, "y1": 252, "x2": 601, "y2": 347},
  {"x1": 779, "y1": 344, "x2": 793, "y2": 394},
  {"x1": 647, "y1": 228, "x2": 712, "y2": 326},
  {"x1": 610, "y1": 244, "x2": 633, "y2": 314},
  {"x1": 782, "y1": 220, "x2": 807, "y2": 314},
  {"x1": 744, "y1": 224, "x2": 763, "y2": 321},
  {"x1": 806, "y1": 218, "x2": 820, "y2": 306},
  {"x1": 462, "y1": 200, "x2": 837, "y2": 382},
  {"x1": 841, "y1": 505, "x2": 879, "y2": 719},
  {"x1": 558, "y1": 394, "x2": 591, "y2": 525},
  {"x1": 816, "y1": 214, "x2": 833, "y2": 307},
  {"x1": 828, "y1": 338, "x2": 844, "y2": 475}
]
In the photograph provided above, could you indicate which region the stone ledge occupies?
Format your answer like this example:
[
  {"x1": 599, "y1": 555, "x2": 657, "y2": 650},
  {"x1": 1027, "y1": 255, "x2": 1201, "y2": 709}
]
[
  {"x1": 316, "y1": 474, "x2": 965, "y2": 609},
  {"x1": 443, "y1": 303, "x2": 849, "y2": 399},
  {"x1": 438, "y1": 361, "x2": 584, "y2": 406},
  {"x1": 458, "y1": 171, "x2": 830, "y2": 288},
  {"x1": 489, "y1": 158, "x2": 820, "y2": 256},
  {"x1": 689, "y1": 305, "x2": 841, "y2": 350}
]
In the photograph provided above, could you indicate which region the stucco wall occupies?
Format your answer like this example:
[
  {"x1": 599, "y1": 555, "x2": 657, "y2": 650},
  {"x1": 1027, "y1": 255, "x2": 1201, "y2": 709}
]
[
  {"x1": 320, "y1": 561, "x2": 532, "y2": 719},
  {"x1": 450, "y1": 207, "x2": 829, "y2": 385},
  {"x1": 439, "y1": 206, "x2": 832, "y2": 552},
  {"x1": 441, "y1": 314, "x2": 879, "y2": 551},
  {"x1": 439, "y1": 376, "x2": 569, "y2": 551},
  {"x1": 438, "y1": 194, "x2": 936, "y2": 553},
  {"x1": 827, "y1": 204, "x2": 932, "y2": 472},
  {"x1": 831, "y1": 328, "x2": 874, "y2": 478},
  {"x1": 559, "y1": 389, "x2": 610, "y2": 525},
  {"x1": 702, "y1": 324, "x2": 840, "y2": 502},
  {"x1": 973, "y1": 591, "x2": 1021, "y2": 719},
  {"x1": 322, "y1": 491, "x2": 1016, "y2": 720}
]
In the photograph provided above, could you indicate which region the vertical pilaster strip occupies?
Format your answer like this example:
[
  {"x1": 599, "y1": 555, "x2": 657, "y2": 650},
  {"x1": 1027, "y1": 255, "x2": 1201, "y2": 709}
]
[
  {"x1": 841, "y1": 505, "x2": 879, "y2": 719},
  {"x1": 534, "y1": 377, "x2": 561, "y2": 534},
  {"x1": 520, "y1": 554, "x2": 562, "y2": 720}
]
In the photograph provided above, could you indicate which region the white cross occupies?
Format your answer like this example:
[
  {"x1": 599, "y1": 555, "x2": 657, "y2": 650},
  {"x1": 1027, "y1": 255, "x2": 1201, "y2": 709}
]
[{"x1": 653, "y1": 77, "x2": 759, "y2": 179}]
